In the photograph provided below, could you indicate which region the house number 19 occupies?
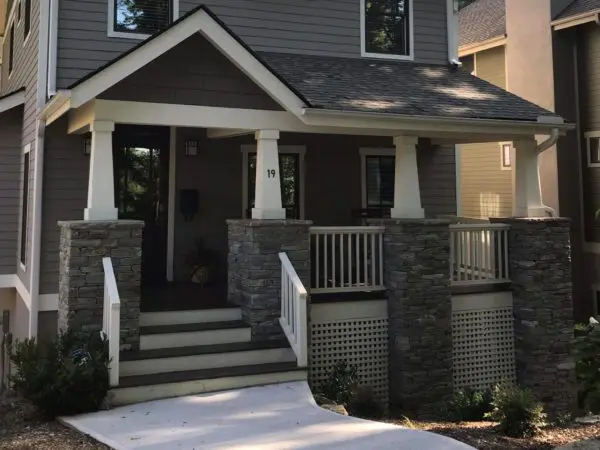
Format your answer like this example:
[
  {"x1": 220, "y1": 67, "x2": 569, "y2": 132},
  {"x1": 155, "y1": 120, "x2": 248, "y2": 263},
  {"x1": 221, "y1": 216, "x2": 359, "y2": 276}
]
[{"x1": 267, "y1": 169, "x2": 277, "y2": 178}]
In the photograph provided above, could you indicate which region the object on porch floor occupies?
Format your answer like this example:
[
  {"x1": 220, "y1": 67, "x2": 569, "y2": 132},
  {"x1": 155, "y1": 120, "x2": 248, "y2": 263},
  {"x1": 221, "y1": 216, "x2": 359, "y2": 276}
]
[{"x1": 185, "y1": 238, "x2": 219, "y2": 287}]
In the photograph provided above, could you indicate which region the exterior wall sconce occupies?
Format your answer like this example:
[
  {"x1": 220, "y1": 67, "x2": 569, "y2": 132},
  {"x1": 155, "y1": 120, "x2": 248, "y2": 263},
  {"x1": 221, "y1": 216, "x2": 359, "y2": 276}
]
[
  {"x1": 83, "y1": 137, "x2": 91, "y2": 156},
  {"x1": 185, "y1": 140, "x2": 199, "y2": 157}
]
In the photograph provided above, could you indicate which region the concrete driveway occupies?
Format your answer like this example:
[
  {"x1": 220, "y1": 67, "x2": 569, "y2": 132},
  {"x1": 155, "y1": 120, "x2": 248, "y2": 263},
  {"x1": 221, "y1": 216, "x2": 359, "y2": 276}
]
[{"x1": 62, "y1": 382, "x2": 474, "y2": 449}]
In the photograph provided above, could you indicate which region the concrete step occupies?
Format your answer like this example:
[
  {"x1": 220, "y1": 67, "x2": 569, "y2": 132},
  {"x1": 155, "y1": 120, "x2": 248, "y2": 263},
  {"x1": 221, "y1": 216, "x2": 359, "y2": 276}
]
[
  {"x1": 111, "y1": 362, "x2": 306, "y2": 406},
  {"x1": 139, "y1": 321, "x2": 251, "y2": 350},
  {"x1": 140, "y1": 308, "x2": 242, "y2": 327},
  {"x1": 120, "y1": 340, "x2": 296, "y2": 377}
]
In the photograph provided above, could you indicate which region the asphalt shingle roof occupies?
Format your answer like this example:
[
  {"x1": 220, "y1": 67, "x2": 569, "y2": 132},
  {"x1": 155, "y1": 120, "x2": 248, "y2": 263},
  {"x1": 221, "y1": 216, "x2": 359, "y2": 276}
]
[
  {"x1": 260, "y1": 52, "x2": 559, "y2": 122},
  {"x1": 554, "y1": 0, "x2": 600, "y2": 20},
  {"x1": 459, "y1": 0, "x2": 506, "y2": 47}
]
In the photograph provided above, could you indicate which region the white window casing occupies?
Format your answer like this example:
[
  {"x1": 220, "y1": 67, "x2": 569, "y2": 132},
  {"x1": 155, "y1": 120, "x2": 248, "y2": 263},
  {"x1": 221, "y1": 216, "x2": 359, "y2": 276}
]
[
  {"x1": 500, "y1": 142, "x2": 512, "y2": 171},
  {"x1": 108, "y1": 0, "x2": 180, "y2": 40}
]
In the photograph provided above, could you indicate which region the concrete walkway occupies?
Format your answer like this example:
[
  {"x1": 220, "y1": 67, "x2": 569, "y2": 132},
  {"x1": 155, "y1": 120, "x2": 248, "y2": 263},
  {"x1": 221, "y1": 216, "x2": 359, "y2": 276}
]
[{"x1": 62, "y1": 382, "x2": 474, "y2": 450}]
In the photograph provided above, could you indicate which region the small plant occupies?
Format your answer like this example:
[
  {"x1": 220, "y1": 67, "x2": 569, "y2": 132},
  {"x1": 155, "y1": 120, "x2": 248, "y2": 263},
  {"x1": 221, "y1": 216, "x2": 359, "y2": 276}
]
[
  {"x1": 10, "y1": 331, "x2": 109, "y2": 418},
  {"x1": 347, "y1": 386, "x2": 385, "y2": 419},
  {"x1": 320, "y1": 360, "x2": 360, "y2": 406},
  {"x1": 445, "y1": 387, "x2": 492, "y2": 422},
  {"x1": 485, "y1": 382, "x2": 547, "y2": 438},
  {"x1": 574, "y1": 319, "x2": 600, "y2": 413}
]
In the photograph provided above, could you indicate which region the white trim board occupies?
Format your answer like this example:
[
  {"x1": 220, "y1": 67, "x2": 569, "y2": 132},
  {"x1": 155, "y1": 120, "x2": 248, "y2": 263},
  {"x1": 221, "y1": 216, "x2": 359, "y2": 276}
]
[
  {"x1": 241, "y1": 145, "x2": 306, "y2": 219},
  {"x1": 360, "y1": 0, "x2": 414, "y2": 61},
  {"x1": 71, "y1": 6, "x2": 305, "y2": 115}
]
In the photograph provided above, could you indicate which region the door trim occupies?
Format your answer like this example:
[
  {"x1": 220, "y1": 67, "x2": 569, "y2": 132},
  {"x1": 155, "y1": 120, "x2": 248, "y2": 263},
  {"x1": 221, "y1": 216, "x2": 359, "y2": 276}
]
[{"x1": 167, "y1": 127, "x2": 177, "y2": 281}]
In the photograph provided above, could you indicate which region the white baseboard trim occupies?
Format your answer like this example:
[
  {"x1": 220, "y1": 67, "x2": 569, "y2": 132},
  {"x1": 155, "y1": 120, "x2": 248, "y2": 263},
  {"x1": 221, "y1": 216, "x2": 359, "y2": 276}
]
[{"x1": 39, "y1": 294, "x2": 58, "y2": 312}]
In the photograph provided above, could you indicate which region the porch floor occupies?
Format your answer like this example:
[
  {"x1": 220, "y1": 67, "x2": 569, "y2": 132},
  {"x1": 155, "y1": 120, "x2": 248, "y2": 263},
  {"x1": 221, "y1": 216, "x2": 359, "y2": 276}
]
[{"x1": 141, "y1": 283, "x2": 232, "y2": 312}]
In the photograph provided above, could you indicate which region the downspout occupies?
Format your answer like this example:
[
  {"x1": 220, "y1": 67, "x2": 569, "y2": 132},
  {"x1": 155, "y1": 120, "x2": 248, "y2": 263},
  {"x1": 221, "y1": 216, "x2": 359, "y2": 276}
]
[
  {"x1": 47, "y1": 0, "x2": 58, "y2": 97},
  {"x1": 535, "y1": 129, "x2": 560, "y2": 217}
]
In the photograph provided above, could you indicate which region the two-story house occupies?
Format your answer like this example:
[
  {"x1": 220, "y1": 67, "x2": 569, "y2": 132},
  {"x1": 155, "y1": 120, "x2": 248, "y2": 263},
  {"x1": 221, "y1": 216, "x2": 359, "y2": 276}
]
[{"x1": 0, "y1": 0, "x2": 573, "y2": 408}]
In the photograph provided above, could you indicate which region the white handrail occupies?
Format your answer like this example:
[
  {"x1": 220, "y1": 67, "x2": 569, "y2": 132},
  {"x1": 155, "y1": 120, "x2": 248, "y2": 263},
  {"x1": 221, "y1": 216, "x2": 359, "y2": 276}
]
[
  {"x1": 102, "y1": 257, "x2": 120, "y2": 387},
  {"x1": 449, "y1": 224, "x2": 510, "y2": 285},
  {"x1": 310, "y1": 226, "x2": 385, "y2": 294},
  {"x1": 278, "y1": 252, "x2": 308, "y2": 368}
]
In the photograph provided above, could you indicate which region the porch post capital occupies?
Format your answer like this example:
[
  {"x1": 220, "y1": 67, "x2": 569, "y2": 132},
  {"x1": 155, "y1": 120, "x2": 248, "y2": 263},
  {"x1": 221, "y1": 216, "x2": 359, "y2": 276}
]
[
  {"x1": 90, "y1": 120, "x2": 115, "y2": 133},
  {"x1": 255, "y1": 129, "x2": 280, "y2": 141},
  {"x1": 393, "y1": 135, "x2": 419, "y2": 148}
]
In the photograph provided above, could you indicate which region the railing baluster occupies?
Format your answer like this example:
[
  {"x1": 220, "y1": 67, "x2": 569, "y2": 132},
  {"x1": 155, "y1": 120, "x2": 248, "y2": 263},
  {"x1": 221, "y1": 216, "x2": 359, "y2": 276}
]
[
  {"x1": 324, "y1": 233, "x2": 328, "y2": 289},
  {"x1": 363, "y1": 233, "x2": 368, "y2": 287},
  {"x1": 348, "y1": 233, "x2": 353, "y2": 288},
  {"x1": 332, "y1": 233, "x2": 336, "y2": 289},
  {"x1": 340, "y1": 233, "x2": 344, "y2": 289},
  {"x1": 355, "y1": 233, "x2": 360, "y2": 287},
  {"x1": 378, "y1": 232, "x2": 384, "y2": 286},
  {"x1": 315, "y1": 234, "x2": 320, "y2": 290},
  {"x1": 370, "y1": 233, "x2": 376, "y2": 289}
]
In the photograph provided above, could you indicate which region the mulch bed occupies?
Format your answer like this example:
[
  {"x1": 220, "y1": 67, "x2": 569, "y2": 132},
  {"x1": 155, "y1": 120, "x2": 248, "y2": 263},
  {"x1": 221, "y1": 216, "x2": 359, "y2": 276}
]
[
  {"x1": 0, "y1": 390, "x2": 108, "y2": 450},
  {"x1": 396, "y1": 419, "x2": 600, "y2": 449}
]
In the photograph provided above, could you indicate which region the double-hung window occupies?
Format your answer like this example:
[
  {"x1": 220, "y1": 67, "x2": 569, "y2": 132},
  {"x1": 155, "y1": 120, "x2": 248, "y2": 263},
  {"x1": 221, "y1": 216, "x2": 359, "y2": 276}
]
[
  {"x1": 361, "y1": 149, "x2": 395, "y2": 217},
  {"x1": 361, "y1": 0, "x2": 413, "y2": 60},
  {"x1": 110, "y1": 0, "x2": 176, "y2": 38}
]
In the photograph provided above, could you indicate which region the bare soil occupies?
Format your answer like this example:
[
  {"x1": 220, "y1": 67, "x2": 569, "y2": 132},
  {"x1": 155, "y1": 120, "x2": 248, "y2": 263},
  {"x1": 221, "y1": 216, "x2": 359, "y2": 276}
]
[{"x1": 0, "y1": 390, "x2": 108, "y2": 450}]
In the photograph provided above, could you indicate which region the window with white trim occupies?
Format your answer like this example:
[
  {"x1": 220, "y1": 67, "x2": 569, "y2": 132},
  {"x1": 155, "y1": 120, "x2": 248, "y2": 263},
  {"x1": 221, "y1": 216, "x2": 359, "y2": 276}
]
[
  {"x1": 8, "y1": 24, "x2": 14, "y2": 75},
  {"x1": 241, "y1": 146, "x2": 305, "y2": 220},
  {"x1": 587, "y1": 133, "x2": 600, "y2": 167},
  {"x1": 360, "y1": 148, "x2": 395, "y2": 218},
  {"x1": 110, "y1": 0, "x2": 175, "y2": 38},
  {"x1": 20, "y1": 144, "x2": 30, "y2": 266},
  {"x1": 361, "y1": 0, "x2": 413, "y2": 60},
  {"x1": 500, "y1": 142, "x2": 512, "y2": 170}
]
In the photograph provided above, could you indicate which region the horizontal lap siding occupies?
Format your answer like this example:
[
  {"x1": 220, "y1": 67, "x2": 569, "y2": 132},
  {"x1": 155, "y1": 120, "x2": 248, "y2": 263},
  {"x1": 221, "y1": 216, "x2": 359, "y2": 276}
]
[
  {"x1": 418, "y1": 143, "x2": 457, "y2": 216},
  {"x1": 0, "y1": 109, "x2": 23, "y2": 274},
  {"x1": 460, "y1": 46, "x2": 511, "y2": 218},
  {"x1": 57, "y1": 0, "x2": 448, "y2": 89}
]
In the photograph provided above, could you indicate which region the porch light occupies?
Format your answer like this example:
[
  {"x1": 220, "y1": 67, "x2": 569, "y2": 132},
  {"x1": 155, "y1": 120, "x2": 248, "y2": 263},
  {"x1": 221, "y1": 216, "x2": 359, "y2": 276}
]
[
  {"x1": 185, "y1": 140, "x2": 199, "y2": 157},
  {"x1": 83, "y1": 137, "x2": 91, "y2": 156}
]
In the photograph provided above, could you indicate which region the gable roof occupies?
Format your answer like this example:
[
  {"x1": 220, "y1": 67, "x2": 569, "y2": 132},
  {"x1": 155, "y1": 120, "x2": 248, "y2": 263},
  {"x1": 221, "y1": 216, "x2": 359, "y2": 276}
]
[
  {"x1": 261, "y1": 52, "x2": 559, "y2": 123},
  {"x1": 459, "y1": 0, "x2": 506, "y2": 48},
  {"x1": 554, "y1": 0, "x2": 600, "y2": 20}
]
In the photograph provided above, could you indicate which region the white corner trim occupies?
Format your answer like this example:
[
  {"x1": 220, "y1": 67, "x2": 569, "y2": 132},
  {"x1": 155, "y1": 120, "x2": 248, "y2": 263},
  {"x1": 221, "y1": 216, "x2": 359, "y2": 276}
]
[
  {"x1": 446, "y1": 0, "x2": 459, "y2": 62},
  {"x1": 241, "y1": 144, "x2": 306, "y2": 219},
  {"x1": 39, "y1": 294, "x2": 58, "y2": 312},
  {"x1": 585, "y1": 131, "x2": 600, "y2": 168},
  {"x1": 47, "y1": 0, "x2": 59, "y2": 97},
  {"x1": 359, "y1": 147, "x2": 395, "y2": 209},
  {"x1": 360, "y1": 0, "x2": 414, "y2": 61},
  {"x1": 0, "y1": 89, "x2": 25, "y2": 113},
  {"x1": 166, "y1": 126, "x2": 176, "y2": 282},
  {"x1": 76, "y1": 7, "x2": 305, "y2": 115}
]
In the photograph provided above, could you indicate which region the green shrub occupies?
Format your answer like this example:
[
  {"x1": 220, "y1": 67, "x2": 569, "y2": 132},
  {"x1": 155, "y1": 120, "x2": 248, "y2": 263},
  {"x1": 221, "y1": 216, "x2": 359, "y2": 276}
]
[
  {"x1": 320, "y1": 360, "x2": 360, "y2": 405},
  {"x1": 574, "y1": 319, "x2": 600, "y2": 413},
  {"x1": 445, "y1": 388, "x2": 493, "y2": 422},
  {"x1": 10, "y1": 331, "x2": 109, "y2": 418},
  {"x1": 347, "y1": 386, "x2": 385, "y2": 419},
  {"x1": 485, "y1": 383, "x2": 547, "y2": 438}
]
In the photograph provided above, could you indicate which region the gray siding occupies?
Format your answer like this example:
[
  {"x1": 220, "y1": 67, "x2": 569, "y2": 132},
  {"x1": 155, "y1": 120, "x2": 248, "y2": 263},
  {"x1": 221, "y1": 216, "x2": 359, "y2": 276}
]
[
  {"x1": 0, "y1": 108, "x2": 23, "y2": 275},
  {"x1": 1, "y1": 1, "x2": 40, "y2": 287},
  {"x1": 57, "y1": 0, "x2": 449, "y2": 89},
  {"x1": 40, "y1": 117, "x2": 89, "y2": 294},
  {"x1": 100, "y1": 34, "x2": 281, "y2": 110}
]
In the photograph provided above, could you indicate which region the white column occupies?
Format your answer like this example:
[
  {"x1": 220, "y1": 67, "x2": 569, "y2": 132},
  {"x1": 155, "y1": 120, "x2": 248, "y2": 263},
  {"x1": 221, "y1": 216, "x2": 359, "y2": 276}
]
[
  {"x1": 252, "y1": 129, "x2": 286, "y2": 220},
  {"x1": 84, "y1": 121, "x2": 118, "y2": 221},
  {"x1": 512, "y1": 138, "x2": 546, "y2": 217},
  {"x1": 390, "y1": 136, "x2": 425, "y2": 219}
]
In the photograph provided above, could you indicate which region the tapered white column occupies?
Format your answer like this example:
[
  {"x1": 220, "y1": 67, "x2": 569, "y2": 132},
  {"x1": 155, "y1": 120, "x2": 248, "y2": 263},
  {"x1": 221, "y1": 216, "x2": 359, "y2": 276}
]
[
  {"x1": 84, "y1": 121, "x2": 118, "y2": 221},
  {"x1": 252, "y1": 129, "x2": 286, "y2": 220},
  {"x1": 512, "y1": 139, "x2": 546, "y2": 217},
  {"x1": 390, "y1": 136, "x2": 425, "y2": 219}
]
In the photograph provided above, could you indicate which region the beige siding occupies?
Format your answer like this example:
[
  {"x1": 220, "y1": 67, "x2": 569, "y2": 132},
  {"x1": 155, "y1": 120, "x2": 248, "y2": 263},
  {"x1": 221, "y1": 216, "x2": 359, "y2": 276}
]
[{"x1": 459, "y1": 46, "x2": 512, "y2": 218}]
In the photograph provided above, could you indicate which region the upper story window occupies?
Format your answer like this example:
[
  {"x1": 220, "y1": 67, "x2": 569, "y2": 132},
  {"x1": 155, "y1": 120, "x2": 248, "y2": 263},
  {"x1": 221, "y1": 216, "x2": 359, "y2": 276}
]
[
  {"x1": 500, "y1": 143, "x2": 512, "y2": 170},
  {"x1": 8, "y1": 24, "x2": 14, "y2": 75},
  {"x1": 361, "y1": 0, "x2": 414, "y2": 61},
  {"x1": 110, "y1": 0, "x2": 175, "y2": 39},
  {"x1": 23, "y1": 0, "x2": 31, "y2": 40}
]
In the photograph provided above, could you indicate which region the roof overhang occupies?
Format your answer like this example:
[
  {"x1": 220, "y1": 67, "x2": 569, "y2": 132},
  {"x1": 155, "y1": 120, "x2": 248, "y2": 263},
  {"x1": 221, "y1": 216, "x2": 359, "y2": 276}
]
[
  {"x1": 459, "y1": 35, "x2": 507, "y2": 58},
  {"x1": 0, "y1": 88, "x2": 25, "y2": 114},
  {"x1": 552, "y1": 10, "x2": 600, "y2": 30}
]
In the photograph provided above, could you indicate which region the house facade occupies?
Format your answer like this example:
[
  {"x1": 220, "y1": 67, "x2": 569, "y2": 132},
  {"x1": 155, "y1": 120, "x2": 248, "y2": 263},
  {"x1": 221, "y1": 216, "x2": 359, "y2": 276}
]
[{"x1": 0, "y1": 0, "x2": 577, "y2": 414}]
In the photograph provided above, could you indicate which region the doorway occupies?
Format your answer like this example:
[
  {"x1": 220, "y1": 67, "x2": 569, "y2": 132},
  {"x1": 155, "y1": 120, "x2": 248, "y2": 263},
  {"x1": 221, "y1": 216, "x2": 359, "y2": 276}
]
[{"x1": 113, "y1": 125, "x2": 170, "y2": 286}]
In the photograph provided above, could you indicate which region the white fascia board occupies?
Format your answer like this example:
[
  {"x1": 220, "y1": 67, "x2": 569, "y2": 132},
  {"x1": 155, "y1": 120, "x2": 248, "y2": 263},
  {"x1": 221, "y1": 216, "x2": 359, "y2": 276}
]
[
  {"x1": 552, "y1": 11, "x2": 600, "y2": 31},
  {"x1": 69, "y1": 8, "x2": 306, "y2": 115},
  {"x1": 42, "y1": 90, "x2": 71, "y2": 124},
  {"x1": 0, "y1": 89, "x2": 25, "y2": 113}
]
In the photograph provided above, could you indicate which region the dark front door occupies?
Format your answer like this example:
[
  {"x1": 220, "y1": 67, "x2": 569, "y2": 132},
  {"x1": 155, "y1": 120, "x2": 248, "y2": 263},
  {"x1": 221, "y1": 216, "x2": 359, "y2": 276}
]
[{"x1": 113, "y1": 125, "x2": 170, "y2": 286}]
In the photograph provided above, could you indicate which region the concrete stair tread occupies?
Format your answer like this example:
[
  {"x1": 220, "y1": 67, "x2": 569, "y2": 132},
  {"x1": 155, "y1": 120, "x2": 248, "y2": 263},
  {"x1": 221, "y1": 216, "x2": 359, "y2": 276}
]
[
  {"x1": 118, "y1": 361, "x2": 302, "y2": 388},
  {"x1": 140, "y1": 320, "x2": 249, "y2": 335},
  {"x1": 120, "y1": 340, "x2": 290, "y2": 361}
]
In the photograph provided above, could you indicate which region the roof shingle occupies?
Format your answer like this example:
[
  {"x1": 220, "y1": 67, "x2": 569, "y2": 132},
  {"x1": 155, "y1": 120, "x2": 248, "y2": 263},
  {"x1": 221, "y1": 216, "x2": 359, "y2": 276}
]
[
  {"x1": 260, "y1": 52, "x2": 559, "y2": 122},
  {"x1": 459, "y1": 0, "x2": 506, "y2": 47},
  {"x1": 554, "y1": 0, "x2": 600, "y2": 20}
]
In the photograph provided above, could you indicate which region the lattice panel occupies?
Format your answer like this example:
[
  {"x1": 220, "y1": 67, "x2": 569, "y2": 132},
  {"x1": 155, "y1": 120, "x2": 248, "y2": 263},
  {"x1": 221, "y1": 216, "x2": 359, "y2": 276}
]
[
  {"x1": 310, "y1": 319, "x2": 389, "y2": 404},
  {"x1": 452, "y1": 306, "x2": 516, "y2": 392}
]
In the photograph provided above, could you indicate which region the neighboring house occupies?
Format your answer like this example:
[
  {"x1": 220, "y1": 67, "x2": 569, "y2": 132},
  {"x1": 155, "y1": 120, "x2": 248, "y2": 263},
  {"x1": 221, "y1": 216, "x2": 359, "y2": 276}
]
[
  {"x1": 458, "y1": 0, "x2": 600, "y2": 320},
  {"x1": 0, "y1": 0, "x2": 575, "y2": 412}
]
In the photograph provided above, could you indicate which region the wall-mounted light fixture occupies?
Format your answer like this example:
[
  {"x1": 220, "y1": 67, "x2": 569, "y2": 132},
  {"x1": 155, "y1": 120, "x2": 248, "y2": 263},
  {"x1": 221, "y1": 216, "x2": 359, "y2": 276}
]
[
  {"x1": 83, "y1": 137, "x2": 92, "y2": 156},
  {"x1": 185, "y1": 140, "x2": 199, "y2": 157}
]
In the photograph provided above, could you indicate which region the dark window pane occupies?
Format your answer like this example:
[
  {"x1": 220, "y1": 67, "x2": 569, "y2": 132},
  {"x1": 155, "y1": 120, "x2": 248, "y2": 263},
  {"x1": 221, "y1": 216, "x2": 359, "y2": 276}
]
[
  {"x1": 115, "y1": 0, "x2": 171, "y2": 35},
  {"x1": 591, "y1": 137, "x2": 600, "y2": 164},
  {"x1": 366, "y1": 155, "x2": 394, "y2": 208},
  {"x1": 9, "y1": 25, "x2": 14, "y2": 74},
  {"x1": 20, "y1": 152, "x2": 29, "y2": 264},
  {"x1": 364, "y1": 0, "x2": 410, "y2": 56},
  {"x1": 24, "y1": 0, "x2": 30, "y2": 37}
]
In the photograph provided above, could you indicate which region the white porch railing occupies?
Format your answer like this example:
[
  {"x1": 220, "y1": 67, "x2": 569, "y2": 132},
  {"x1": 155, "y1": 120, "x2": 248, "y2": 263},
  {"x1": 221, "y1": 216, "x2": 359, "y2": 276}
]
[
  {"x1": 310, "y1": 226, "x2": 385, "y2": 294},
  {"x1": 450, "y1": 224, "x2": 510, "y2": 285},
  {"x1": 102, "y1": 257, "x2": 121, "y2": 387},
  {"x1": 279, "y1": 252, "x2": 308, "y2": 368}
]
